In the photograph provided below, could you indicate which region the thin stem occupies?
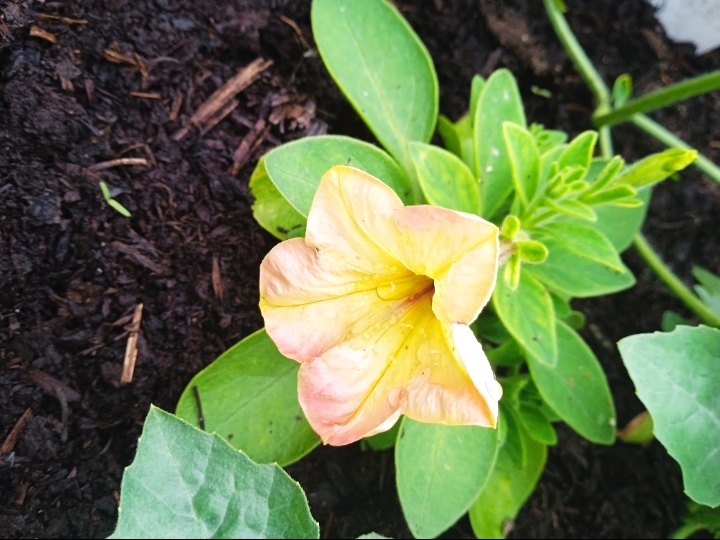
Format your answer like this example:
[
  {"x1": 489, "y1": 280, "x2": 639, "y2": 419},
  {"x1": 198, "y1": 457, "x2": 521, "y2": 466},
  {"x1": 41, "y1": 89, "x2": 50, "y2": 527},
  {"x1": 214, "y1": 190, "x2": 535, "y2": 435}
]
[
  {"x1": 594, "y1": 70, "x2": 720, "y2": 127},
  {"x1": 633, "y1": 234, "x2": 720, "y2": 329},
  {"x1": 598, "y1": 126, "x2": 613, "y2": 160},
  {"x1": 631, "y1": 114, "x2": 720, "y2": 184},
  {"x1": 542, "y1": 0, "x2": 610, "y2": 105}
]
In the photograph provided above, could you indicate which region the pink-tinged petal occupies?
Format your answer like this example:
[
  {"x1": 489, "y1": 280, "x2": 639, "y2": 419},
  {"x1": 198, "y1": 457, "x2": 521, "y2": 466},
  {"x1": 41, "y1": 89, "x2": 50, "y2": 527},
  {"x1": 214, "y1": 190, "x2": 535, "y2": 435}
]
[
  {"x1": 298, "y1": 292, "x2": 434, "y2": 446},
  {"x1": 404, "y1": 321, "x2": 500, "y2": 428},
  {"x1": 259, "y1": 237, "x2": 414, "y2": 361},
  {"x1": 391, "y1": 206, "x2": 499, "y2": 324},
  {"x1": 305, "y1": 166, "x2": 405, "y2": 275}
]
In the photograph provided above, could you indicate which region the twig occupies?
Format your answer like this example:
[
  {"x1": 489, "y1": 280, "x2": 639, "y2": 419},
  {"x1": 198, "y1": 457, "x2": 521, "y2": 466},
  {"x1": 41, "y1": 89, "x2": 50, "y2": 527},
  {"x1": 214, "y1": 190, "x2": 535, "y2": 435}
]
[
  {"x1": 120, "y1": 303, "x2": 144, "y2": 384},
  {"x1": 89, "y1": 157, "x2": 148, "y2": 172},
  {"x1": 0, "y1": 409, "x2": 32, "y2": 457},
  {"x1": 103, "y1": 49, "x2": 137, "y2": 66},
  {"x1": 130, "y1": 91, "x2": 162, "y2": 100},
  {"x1": 212, "y1": 255, "x2": 224, "y2": 300},
  {"x1": 280, "y1": 15, "x2": 311, "y2": 50},
  {"x1": 38, "y1": 14, "x2": 88, "y2": 24},
  {"x1": 29, "y1": 25, "x2": 57, "y2": 44},
  {"x1": 192, "y1": 386, "x2": 205, "y2": 431},
  {"x1": 172, "y1": 57, "x2": 273, "y2": 141}
]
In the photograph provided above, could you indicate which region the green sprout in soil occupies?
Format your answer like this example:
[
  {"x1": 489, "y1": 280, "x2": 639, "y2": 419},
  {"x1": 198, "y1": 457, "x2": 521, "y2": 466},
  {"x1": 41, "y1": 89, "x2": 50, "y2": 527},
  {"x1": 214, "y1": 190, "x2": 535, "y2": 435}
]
[{"x1": 99, "y1": 180, "x2": 132, "y2": 218}]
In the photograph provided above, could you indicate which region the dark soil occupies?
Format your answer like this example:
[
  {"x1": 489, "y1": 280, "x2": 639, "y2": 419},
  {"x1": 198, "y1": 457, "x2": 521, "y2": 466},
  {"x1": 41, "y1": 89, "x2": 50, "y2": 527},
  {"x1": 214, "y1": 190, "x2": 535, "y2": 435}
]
[{"x1": 1, "y1": 0, "x2": 719, "y2": 538}]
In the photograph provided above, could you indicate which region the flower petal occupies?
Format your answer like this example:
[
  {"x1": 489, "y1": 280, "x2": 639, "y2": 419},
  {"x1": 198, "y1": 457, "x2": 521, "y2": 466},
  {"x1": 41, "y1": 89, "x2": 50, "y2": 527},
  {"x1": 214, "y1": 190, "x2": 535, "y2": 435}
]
[
  {"x1": 259, "y1": 237, "x2": 414, "y2": 361},
  {"x1": 391, "y1": 206, "x2": 499, "y2": 324},
  {"x1": 305, "y1": 165, "x2": 405, "y2": 275},
  {"x1": 298, "y1": 295, "x2": 433, "y2": 446},
  {"x1": 404, "y1": 322, "x2": 500, "y2": 428}
]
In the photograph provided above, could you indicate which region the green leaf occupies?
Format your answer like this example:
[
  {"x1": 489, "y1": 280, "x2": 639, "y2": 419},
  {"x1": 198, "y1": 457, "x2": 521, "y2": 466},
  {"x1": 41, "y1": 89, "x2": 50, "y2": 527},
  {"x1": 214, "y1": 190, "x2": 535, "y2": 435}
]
[
  {"x1": 593, "y1": 187, "x2": 650, "y2": 251},
  {"x1": 396, "y1": 419, "x2": 499, "y2": 538},
  {"x1": 99, "y1": 180, "x2": 112, "y2": 201},
  {"x1": 546, "y1": 198, "x2": 597, "y2": 221},
  {"x1": 176, "y1": 330, "x2": 320, "y2": 467},
  {"x1": 581, "y1": 185, "x2": 637, "y2": 206},
  {"x1": 539, "y1": 144, "x2": 567, "y2": 184},
  {"x1": 672, "y1": 502, "x2": 720, "y2": 540},
  {"x1": 618, "y1": 326, "x2": 720, "y2": 506},
  {"x1": 364, "y1": 421, "x2": 401, "y2": 451},
  {"x1": 486, "y1": 340, "x2": 525, "y2": 368},
  {"x1": 527, "y1": 321, "x2": 616, "y2": 444},
  {"x1": 517, "y1": 402, "x2": 557, "y2": 446},
  {"x1": 493, "y1": 270, "x2": 557, "y2": 367},
  {"x1": 357, "y1": 534, "x2": 391, "y2": 540},
  {"x1": 311, "y1": 0, "x2": 438, "y2": 188},
  {"x1": 617, "y1": 411, "x2": 654, "y2": 444},
  {"x1": 249, "y1": 158, "x2": 307, "y2": 240},
  {"x1": 532, "y1": 125, "x2": 568, "y2": 154},
  {"x1": 558, "y1": 131, "x2": 597, "y2": 172},
  {"x1": 470, "y1": 75, "x2": 485, "y2": 125},
  {"x1": 525, "y1": 227, "x2": 634, "y2": 298},
  {"x1": 437, "y1": 115, "x2": 462, "y2": 158},
  {"x1": 693, "y1": 266, "x2": 720, "y2": 317},
  {"x1": 110, "y1": 407, "x2": 319, "y2": 539},
  {"x1": 408, "y1": 142, "x2": 480, "y2": 214},
  {"x1": 469, "y1": 420, "x2": 547, "y2": 539},
  {"x1": 612, "y1": 74, "x2": 633, "y2": 107},
  {"x1": 496, "y1": 406, "x2": 526, "y2": 468},
  {"x1": 474, "y1": 69, "x2": 526, "y2": 219},
  {"x1": 500, "y1": 215, "x2": 521, "y2": 241},
  {"x1": 264, "y1": 135, "x2": 412, "y2": 216},
  {"x1": 517, "y1": 240, "x2": 548, "y2": 264},
  {"x1": 661, "y1": 310, "x2": 692, "y2": 332},
  {"x1": 616, "y1": 148, "x2": 697, "y2": 189},
  {"x1": 472, "y1": 313, "x2": 512, "y2": 344},
  {"x1": 503, "y1": 123, "x2": 540, "y2": 209},
  {"x1": 108, "y1": 199, "x2": 132, "y2": 218},
  {"x1": 438, "y1": 114, "x2": 475, "y2": 170}
]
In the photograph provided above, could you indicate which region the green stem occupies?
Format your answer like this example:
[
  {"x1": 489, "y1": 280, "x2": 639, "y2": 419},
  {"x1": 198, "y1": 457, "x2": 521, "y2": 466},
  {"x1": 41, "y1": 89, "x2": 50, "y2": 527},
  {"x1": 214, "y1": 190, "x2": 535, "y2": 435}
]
[
  {"x1": 631, "y1": 114, "x2": 720, "y2": 184},
  {"x1": 542, "y1": 0, "x2": 610, "y2": 105},
  {"x1": 633, "y1": 234, "x2": 720, "y2": 329},
  {"x1": 598, "y1": 126, "x2": 613, "y2": 160},
  {"x1": 594, "y1": 70, "x2": 720, "y2": 127}
]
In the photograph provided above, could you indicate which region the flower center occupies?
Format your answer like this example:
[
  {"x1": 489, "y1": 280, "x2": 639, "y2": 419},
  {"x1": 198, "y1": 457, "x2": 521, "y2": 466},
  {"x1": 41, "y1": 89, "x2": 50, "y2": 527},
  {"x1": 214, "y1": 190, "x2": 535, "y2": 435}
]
[{"x1": 376, "y1": 273, "x2": 433, "y2": 301}]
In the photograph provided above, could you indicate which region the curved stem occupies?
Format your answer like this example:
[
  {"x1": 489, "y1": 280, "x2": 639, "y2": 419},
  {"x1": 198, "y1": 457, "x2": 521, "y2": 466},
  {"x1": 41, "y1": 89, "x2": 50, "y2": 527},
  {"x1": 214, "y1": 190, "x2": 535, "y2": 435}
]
[
  {"x1": 594, "y1": 70, "x2": 720, "y2": 127},
  {"x1": 633, "y1": 233, "x2": 720, "y2": 329},
  {"x1": 542, "y1": 0, "x2": 610, "y2": 106},
  {"x1": 631, "y1": 114, "x2": 720, "y2": 184}
]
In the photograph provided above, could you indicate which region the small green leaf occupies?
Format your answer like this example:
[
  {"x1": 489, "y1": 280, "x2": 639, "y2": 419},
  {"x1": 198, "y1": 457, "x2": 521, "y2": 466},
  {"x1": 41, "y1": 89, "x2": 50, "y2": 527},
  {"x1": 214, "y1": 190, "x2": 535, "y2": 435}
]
[
  {"x1": 501, "y1": 215, "x2": 521, "y2": 240},
  {"x1": 546, "y1": 198, "x2": 597, "y2": 221},
  {"x1": 581, "y1": 185, "x2": 637, "y2": 206},
  {"x1": 693, "y1": 266, "x2": 720, "y2": 317},
  {"x1": 618, "y1": 326, "x2": 720, "y2": 506},
  {"x1": 99, "y1": 180, "x2": 112, "y2": 201},
  {"x1": 612, "y1": 74, "x2": 633, "y2": 107},
  {"x1": 526, "y1": 224, "x2": 634, "y2": 298},
  {"x1": 558, "y1": 131, "x2": 597, "y2": 172},
  {"x1": 475, "y1": 69, "x2": 527, "y2": 219},
  {"x1": 493, "y1": 270, "x2": 557, "y2": 366},
  {"x1": 531, "y1": 125, "x2": 568, "y2": 154},
  {"x1": 357, "y1": 534, "x2": 391, "y2": 540},
  {"x1": 503, "y1": 123, "x2": 540, "y2": 209},
  {"x1": 486, "y1": 340, "x2": 524, "y2": 368},
  {"x1": 110, "y1": 407, "x2": 319, "y2": 539},
  {"x1": 472, "y1": 313, "x2": 512, "y2": 345},
  {"x1": 616, "y1": 148, "x2": 697, "y2": 189},
  {"x1": 517, "y1": 240, "x2": 548, "y2": 264},
  {"x1": 250, "y1": 158, "x2": 307, "y2": 240},
  {"x1": 497, "y1": 375, "x2": 530, "y2": 409},
  {"x1": 364, "y1": 422, "x2": 401, "y2": 451},
  {"x1": 312, "y1": 0, "x2": 438, "y2": 188},
  {"x1": 264, "y1": 135, "x2": 412, "y2": 216},
  {"x1": 437, "y1": 115, "x2": 463, "y2": 159},
  {"x1": 661, "y1": 310, "x2": 692, "y2": 332},
  {"x1": 470, "y1": 75, "x2": 485, "y2": 124},
  {"x1": 408, "y1": 142, "x2": 480, "y2": 214},
  {"x1": 593, "y1": 187, "x2": 650, "y2": 251},
  {"x1": 469, "y1": 420, "x2": 547, "y2": 539},
  {"x1": 539, "y1": 144, "x2": 567, "y2": 184},
  {"x1": 517, "y1": 403, "x2": 557, "y2": 446},
  {"x1": 527, "y1": 321, "x2": 616, "y2": 445},
  {"x1": 108, "y1": 199, "x2": 132, "y2": 218},
  {"x1": 497, "y1": 406, "x2": 526, "y2": 468},
  {"x1": 617, "y1": 411, "x2": 654, "y2": 444},
  {"x1": 176, "y1": 330, "x2": 320, "y2": 467},
  {"x1": 396, "y1": 419, "x2": 499, "y2": 538},
  {"x1": 587, "y1": 156, "x2": 625, "y2": 193}
]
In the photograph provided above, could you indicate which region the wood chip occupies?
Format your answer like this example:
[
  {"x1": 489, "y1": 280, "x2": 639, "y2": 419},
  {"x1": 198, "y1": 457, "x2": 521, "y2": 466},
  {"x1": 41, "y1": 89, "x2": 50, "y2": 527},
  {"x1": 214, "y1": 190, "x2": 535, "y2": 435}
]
[
  {"x1": 89, "y1": 157, "x2": 148, "y2": 172},
  {"x1": 168, "y1": 93, "x2": 184, "y2": 122},
  {"x1": 121, "y1": 303, "x2": 143, "y2": 384},
  {"x1": 111, "y1": 241, "x2": 170, "y2": 275},
  {"x1": 172, "y1": 57, "x2": 273, "y2": 141},
  {"x1": 103, "y1": 49, "x2": 137, "y2": 66},
  {"x1": 230, "y1": 118, "x2": 270, "y2": 175},
  {"x1": 38, "y1": 14, "x2": 88, "y2": 24},
  {"x1": 0, "y1": 408, "x2": 32, "y2": 456},
  {"x1": 199, "y1": 98, "x2": 239, "y2": 137},
  {"x1": 212, "y1": 255, "x2": 224, "y2": 301},
  {"x1": 29, "y1": 25, "x2": 58, "y2": 44},
  {"x1": 130, "y1": 91, "x2": 162, "y2": 99}
]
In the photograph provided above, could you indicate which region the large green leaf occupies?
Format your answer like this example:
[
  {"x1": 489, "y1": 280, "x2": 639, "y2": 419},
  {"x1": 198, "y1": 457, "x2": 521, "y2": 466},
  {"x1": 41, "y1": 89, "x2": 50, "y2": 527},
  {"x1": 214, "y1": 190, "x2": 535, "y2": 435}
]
[
  {"x1": 263, "y1": 135, "x2": 412, "y2": 216},
  {"x1": 493, "y1": 270, "x2": 557, "y2": 367},
  {"x1": 618, "y1": 326, "x2": 720, "y2": 506},
  {"x1": 527, "y1": 321, "x2": 616, "y2": 444},
  {"x1": 474, "y1": 69, "x2": 526, "y2": 219},
  {"x1": 110, "y1": 407, "x2": 319, "y2": 539},
  {"x1": 408, "y1": 141, "x2": 480, "y2": 214},
  {"x1": 249, "y1": 158, "x2": 307, "y2": 240},
  {"x1": 525, "y1": 223, "x2": 635, "y2": 298},
  {"x1": 469, "y1": 421, "x2": 547, "y2": 539},
  {"x1": 176, "y1": 330, "x2": 320, "y2": 467},
  {"x1": 396, "y1": 419, "x2": 499, "y2": 538},
  {"x1": 311, "y1": 0, "x2": 438, "y2": 190}
]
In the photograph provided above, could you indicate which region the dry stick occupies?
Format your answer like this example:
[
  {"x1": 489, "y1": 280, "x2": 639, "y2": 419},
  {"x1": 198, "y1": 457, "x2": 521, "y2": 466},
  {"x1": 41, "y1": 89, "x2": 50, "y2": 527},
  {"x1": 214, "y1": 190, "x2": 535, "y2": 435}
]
[
  {"x1": 172, "y1": 57, "x2": 273, "y2": 141},
  {"x1": 130, "y1": 91, "x2": 161, "y2": 100},
  {"x1": 212, "y1": 255, "x2": 224, "y2": 301},
  {"x1": 0, "y1": 408, "x2": 32, "y2": 456},
  {"x1": 38, "y1": 14, "x2": 88, "y2": 24},
  {"x1": 29, "y1": 25, "x2": 57, "y2": 44},
  {"x1": 121, "y1": 303, "x2": 144, "y2": 385},
  {"x1": 103, "y1": 49, "x2": 137, "y2": 66},
  {"x1": 89, "y1": 157, "x2": 148, "y2": 172}
]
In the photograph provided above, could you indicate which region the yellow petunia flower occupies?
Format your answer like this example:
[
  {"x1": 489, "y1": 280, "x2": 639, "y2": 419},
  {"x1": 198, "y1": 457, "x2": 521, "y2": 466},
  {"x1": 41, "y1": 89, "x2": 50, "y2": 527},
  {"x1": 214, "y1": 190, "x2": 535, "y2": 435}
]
[{"x1": 259, "y1": 166, "x2": 502, "y2": 446}]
